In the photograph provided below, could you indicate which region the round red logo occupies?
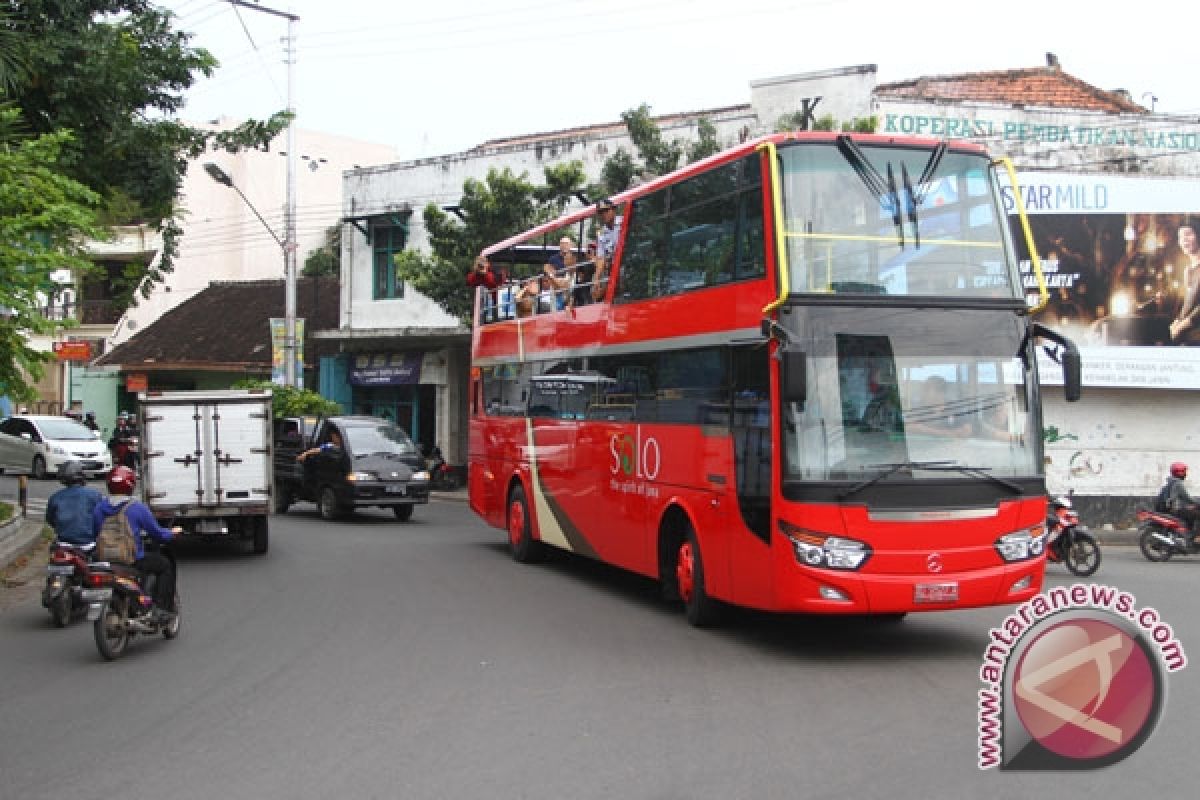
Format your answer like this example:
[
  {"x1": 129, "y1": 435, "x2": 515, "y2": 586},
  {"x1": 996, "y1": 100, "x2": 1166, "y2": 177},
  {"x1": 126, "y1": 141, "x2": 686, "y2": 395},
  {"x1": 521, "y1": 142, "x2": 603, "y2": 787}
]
[{"x1": 1011, "y1": 617, "x2": 1159, "y2": 762}]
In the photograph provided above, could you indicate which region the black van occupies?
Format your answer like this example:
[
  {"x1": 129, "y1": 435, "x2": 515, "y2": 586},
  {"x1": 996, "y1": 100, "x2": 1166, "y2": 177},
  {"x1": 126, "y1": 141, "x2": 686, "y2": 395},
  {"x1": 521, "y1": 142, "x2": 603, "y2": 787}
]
[{"x1": 273, "y1": 415, "x2": 430, "y2": 521}]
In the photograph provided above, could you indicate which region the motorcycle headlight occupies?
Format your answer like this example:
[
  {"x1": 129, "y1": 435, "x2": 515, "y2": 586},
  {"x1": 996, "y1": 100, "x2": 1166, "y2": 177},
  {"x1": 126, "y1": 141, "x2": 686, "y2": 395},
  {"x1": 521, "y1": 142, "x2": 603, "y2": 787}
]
[
  {"x1": 779, "y1": 522, "x2": 872, "y2": 571},
  {"x1": 995, "y1": 525, "x2": 1047, "y2": 562}
]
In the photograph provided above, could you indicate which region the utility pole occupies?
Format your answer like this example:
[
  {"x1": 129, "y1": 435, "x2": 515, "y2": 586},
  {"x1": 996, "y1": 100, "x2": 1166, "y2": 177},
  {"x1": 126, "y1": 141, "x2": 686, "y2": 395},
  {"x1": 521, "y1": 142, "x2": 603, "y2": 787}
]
[{"x1": 228, "y1": 0, "x2": 301, "y2": 388}]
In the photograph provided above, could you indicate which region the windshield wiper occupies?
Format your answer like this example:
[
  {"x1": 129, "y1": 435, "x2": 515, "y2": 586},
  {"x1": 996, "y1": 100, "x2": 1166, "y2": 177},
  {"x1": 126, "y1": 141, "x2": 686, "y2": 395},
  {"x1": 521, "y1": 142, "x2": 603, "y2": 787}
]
[
  {"x1": 837, "y1": 135, "x2": 904, "y2": 248},
  {"x1": 839, "y1": 460, "x2": 1023, "y2": 500},
  {"x1": 839, "y1": 460, "x2": 956, "y2": 500},
  {"x1": 929, "y1": 464, "x2": 1024, "y2": 495},
  {"x1": 901, "y1": 163, "x2": 919, "y2": 250}
]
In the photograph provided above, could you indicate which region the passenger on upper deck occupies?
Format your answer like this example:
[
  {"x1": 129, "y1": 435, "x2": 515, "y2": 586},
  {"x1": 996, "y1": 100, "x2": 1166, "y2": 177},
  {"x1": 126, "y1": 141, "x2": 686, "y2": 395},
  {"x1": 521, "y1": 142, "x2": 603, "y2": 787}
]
[
  {"x1": 514, "y1": 277, "x2": 539, "y2": 318},
  {"x1": 595, "y1": 198, "x2": 621, "y2": 267},
  {"x1": 551, "y1": 235, "x2": 593, "y2": 308},
  {"x1": 467, "y1": 254, "x2": 502, "y2": 321},
  {"x1": 541, "y1": 265, "x2": 570, "y2": 311}
]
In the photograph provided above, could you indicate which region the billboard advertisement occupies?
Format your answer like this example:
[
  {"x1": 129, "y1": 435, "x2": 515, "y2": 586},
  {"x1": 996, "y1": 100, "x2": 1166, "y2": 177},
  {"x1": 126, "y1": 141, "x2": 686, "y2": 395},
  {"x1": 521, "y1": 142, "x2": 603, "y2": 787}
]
[{"x1": 1004, "y1": 173, "x2": 1200, "y2": 389}]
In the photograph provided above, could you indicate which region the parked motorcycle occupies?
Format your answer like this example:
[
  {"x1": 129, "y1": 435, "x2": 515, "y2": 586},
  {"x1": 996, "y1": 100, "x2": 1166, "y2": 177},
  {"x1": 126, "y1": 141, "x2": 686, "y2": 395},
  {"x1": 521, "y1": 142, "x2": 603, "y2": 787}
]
[
  {"x1": 1044, "y1": 491, "x2": 1101, "y2": 577},
  {"x1": 41, "y1": 541, "x2": 95, "y2": 627},
  {"x1": 83, "y1": 542, "x2": 180, "y2": 660},
  {"x1": 426, "y1": 445, "x2": 460, "y2": 491},
  {"x1": 1137, "y1": 506, "x2": 1199, "y2": 562}
]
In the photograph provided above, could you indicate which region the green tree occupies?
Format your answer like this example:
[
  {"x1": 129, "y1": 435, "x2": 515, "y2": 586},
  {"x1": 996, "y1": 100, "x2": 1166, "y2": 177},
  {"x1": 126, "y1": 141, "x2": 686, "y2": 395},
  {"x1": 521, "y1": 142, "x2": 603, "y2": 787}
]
[
  {"x1": 595, "y1": 106, "x2": 721, "y2": 197},
  {"x1": 396, "y1": 165, "x2": 588, "y2": 322},
  {"x1": 0, "y1": 114, "x2": 104, "y2": 401},
  {"x1": 231, "y1": 379, "x2": 341, "y2": 419},
  {"x1": 304, "y1": 225, "x2": 341, "y2": 277},
  {"x1": 3, "y1": 1, "x2": 290, "y2": 310},
  {"x1": 687, "y1": 117, "x2": 722, "y2": 163}
]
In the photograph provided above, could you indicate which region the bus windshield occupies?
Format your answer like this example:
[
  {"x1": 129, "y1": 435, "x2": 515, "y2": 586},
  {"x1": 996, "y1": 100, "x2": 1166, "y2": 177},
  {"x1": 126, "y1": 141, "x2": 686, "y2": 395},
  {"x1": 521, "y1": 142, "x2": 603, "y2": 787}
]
[
  {"x1": 781, "y1": 306, "x2": 1040, "y2": 481},
  {"x1": 778, "y1": 141, "x2": 1019, "y2": 299}
]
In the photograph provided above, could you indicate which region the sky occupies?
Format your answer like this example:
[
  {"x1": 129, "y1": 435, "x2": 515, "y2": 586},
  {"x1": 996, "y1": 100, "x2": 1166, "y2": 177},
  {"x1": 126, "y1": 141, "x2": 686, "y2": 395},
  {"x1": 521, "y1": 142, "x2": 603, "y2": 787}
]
[{"x1": 167, "y1": 0, "x2": 1200, "y2": 164}]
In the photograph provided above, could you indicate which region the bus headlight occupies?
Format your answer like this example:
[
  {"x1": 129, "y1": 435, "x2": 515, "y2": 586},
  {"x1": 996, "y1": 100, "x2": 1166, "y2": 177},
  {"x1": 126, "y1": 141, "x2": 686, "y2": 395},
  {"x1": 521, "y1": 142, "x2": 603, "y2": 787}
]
[
  {"x1": 779, "y1": 522, "x2": 871, "y2": 571},
  {"x1": 994, "y1": 525, "x2": 1047, "y2": 562}
]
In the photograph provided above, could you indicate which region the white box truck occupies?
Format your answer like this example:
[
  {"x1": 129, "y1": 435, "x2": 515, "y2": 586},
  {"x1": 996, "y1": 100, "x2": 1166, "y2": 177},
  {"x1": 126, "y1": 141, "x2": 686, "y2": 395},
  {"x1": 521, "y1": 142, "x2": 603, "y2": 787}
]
[{"x1": 138, "y1": 389, "x2": 273, "y2": 554}]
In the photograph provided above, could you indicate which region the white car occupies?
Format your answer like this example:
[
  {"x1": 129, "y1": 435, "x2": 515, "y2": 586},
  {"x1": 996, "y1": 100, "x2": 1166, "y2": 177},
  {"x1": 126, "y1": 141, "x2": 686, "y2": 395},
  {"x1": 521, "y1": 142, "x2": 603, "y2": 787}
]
[{"x1": 0, "y1": 415, "x2": 112, "y2": 480}]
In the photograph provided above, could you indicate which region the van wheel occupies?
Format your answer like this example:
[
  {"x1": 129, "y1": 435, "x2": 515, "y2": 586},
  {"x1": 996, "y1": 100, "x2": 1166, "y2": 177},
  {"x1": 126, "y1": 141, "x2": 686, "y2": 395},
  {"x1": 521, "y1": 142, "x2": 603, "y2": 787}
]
[
  {"x1": 31, "y1": 456, "x2": 47, "y2": 480},
  {"x1": 507, "y1": 485, "x2": 543, "y2": 563},
  {"x1": 675, "y1": 526, "x2": 721, "y2": 627},
  {"x1": 318, "y1": 487, "x2": 341, "y2": 521}
]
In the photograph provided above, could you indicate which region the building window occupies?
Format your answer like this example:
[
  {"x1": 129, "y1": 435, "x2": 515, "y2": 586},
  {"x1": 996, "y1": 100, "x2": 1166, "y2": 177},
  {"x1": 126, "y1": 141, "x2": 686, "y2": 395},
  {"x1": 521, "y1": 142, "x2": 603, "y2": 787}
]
[{"x1": 371, "y1": 221, "x2": 408, "y2": 299}]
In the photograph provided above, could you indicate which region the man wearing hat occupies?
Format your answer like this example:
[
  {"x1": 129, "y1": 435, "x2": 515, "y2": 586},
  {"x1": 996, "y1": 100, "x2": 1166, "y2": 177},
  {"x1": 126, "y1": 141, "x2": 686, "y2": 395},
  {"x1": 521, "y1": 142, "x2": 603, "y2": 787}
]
[{"x1": 592, "y1": 198, "x2": 621, "y2": 302}]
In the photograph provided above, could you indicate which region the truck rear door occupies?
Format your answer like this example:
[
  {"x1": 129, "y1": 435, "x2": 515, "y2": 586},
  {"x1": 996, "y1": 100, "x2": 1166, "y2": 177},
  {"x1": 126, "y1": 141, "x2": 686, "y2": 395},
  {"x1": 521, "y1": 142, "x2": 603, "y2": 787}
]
[{"x1": 144, "y1": 399, "x2": 271, "y2": 507}]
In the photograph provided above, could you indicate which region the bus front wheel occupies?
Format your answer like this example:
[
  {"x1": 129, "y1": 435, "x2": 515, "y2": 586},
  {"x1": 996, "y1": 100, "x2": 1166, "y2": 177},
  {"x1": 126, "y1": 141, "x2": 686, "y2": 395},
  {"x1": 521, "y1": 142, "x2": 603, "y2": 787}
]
[
  {"x1": 507, "y1": 485, "x2": 543, "y2": 563},
  {"x1": 675, "y1": 527, "x2": 721, "y2": 628}
]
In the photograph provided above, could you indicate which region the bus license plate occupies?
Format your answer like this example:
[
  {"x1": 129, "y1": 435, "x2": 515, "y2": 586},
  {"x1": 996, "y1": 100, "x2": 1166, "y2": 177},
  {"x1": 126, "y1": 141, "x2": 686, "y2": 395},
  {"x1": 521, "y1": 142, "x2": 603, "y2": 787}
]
[
  {"x1": 386, "y1": 485, "x2": 406, "y2": 495},
  {"x1": 914, "y1": 582, "x2": 959, "y2": 604}
]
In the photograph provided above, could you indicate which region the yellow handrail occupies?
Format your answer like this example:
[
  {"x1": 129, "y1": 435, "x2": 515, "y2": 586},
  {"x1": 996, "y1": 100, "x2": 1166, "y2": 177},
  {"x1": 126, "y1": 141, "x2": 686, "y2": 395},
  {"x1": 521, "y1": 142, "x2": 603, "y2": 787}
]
[
  {"x1": 759, "y1": 141, "x2": 790, "y2": 314},
  {"x1": 996, "y1": 157, "x2": 1049, "y2": 313}
]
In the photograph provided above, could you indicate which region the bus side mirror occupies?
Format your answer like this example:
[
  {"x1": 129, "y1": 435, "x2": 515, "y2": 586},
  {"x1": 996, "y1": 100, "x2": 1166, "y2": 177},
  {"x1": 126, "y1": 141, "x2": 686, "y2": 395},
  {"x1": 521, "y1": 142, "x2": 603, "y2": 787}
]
[
  {"x1": 782, "y1": 350, "x2": 807, "y2": 406},
  {"x1": 1062, "y1": 347, "x2": 1082, "y2": 403},
  {"x1": 1033, "y1": 322, "x2": 1082, "y2": 403}
]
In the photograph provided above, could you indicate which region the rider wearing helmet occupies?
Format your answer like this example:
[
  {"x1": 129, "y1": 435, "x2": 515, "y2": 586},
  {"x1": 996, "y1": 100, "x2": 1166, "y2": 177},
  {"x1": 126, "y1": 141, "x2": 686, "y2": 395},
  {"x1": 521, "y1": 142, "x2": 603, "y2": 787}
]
[
  {"x1": 1160, "y1": 462, "x2": 1199, "y2": 543},
  {"x1": 94, "y1": 466, "x2": 183, "y2": 621},
  {"x1": 45, "y1": 461, "x2": 103, "y2": 546}
]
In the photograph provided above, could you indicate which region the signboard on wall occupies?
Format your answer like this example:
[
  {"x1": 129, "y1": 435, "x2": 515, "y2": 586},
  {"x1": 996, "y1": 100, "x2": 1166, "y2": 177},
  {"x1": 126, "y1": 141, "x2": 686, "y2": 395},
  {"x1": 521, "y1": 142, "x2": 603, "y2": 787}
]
[
  {"x1": 52, "y1": 341, "x2": 92, "y2": 361},
  {"x1": 349, "y1": 352, "x2": 423, "y2": 386},
  {"x1": 125, "y1": 373, "x2": 148, "y2": 392},
  {"x1": 1005, "y1": 172, "x2": 1200, "y2": 389}
]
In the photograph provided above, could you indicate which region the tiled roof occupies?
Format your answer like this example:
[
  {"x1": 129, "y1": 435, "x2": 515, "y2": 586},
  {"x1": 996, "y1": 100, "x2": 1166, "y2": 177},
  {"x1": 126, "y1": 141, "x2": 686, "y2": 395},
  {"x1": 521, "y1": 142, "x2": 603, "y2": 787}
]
[
  {"x1": 875, "y1": 66, "x2": 1146, "y2": 114},
  {"x1": 95, "y1": 276, "x2": 340, "y2": 370}
]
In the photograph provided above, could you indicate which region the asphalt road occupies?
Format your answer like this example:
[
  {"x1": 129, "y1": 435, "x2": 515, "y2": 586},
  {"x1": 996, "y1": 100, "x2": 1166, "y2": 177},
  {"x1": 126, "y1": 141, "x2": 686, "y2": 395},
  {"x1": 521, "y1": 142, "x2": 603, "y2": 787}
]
[{"x1": 1, "y1": 494, "x2": 1196, "y2": 800}]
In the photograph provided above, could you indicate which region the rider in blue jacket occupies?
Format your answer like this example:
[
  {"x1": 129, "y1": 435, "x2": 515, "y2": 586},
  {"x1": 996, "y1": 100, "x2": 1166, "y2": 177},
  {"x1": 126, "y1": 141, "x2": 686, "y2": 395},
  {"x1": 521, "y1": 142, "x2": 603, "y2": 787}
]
[
  {"x1": 45, "y1": 462, "x2": 103, "y2": 545},
  {"x1": 93, "y1": 466, "x2": 182, "y2": 620}
]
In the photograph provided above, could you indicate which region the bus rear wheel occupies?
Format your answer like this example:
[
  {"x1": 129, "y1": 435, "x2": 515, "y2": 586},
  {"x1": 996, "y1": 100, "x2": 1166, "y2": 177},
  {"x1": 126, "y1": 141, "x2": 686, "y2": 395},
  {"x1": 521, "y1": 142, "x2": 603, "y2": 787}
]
[
  {"x1": 675, "y1": 527, "x2": 721, "y2": 627},
  {"x1": 507, "y1": 485, "x2": 543, "y2": 563}
]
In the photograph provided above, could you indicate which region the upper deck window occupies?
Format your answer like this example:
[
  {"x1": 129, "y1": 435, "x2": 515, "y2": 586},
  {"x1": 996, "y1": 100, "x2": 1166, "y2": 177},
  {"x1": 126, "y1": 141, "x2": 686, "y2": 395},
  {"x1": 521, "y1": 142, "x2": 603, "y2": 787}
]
[
  {"x1": 617, "y1": 154, "x2": 764, "y2": 302},
  {"x1": 778, "y1": 141, "x2": 1019, "y2": 300}
]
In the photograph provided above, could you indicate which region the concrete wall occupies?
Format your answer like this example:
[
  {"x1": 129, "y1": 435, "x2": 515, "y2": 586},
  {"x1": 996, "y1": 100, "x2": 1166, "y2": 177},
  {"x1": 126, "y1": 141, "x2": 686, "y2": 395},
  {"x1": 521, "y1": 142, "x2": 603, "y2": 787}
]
[
  {"x1": 1043, "y1": 387, "x2": 1200, "y2": 526},
  {"x1": 751, "y1": 64, "x2": 878, "y2": 131}
]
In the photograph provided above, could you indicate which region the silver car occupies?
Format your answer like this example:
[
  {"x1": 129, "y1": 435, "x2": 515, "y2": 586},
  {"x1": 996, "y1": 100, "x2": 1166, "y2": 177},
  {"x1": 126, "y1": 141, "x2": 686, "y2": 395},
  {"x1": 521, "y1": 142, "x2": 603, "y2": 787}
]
[{"x1": 0, "y1": 415, "x2": 112, "y2": 479}]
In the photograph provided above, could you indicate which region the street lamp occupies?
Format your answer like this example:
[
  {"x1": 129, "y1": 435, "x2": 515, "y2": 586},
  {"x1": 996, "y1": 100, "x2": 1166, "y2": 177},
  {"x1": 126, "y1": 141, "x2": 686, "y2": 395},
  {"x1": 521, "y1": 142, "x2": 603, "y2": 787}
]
[{"x1": 204, "y1": 161, "x2": 297, "y2": 387}]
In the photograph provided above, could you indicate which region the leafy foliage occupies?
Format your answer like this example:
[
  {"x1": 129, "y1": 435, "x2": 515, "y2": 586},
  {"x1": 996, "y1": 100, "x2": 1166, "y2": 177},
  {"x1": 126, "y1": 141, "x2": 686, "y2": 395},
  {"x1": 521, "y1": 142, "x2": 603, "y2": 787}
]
[
  {"x1": 396, "y1": 167, "x2": 588, "y2": 322},
  {"x1": 303, "y1": 225, "x2": 341, "y2": 277},
  {"x1": 231, "y1": 379, "x2": 341, "y2": 419},
  {"x1": 687, "y1": 118, "x2": 722, "y2": 163},
  {"x1": 0, "y1": 115, "x2": 104, "y2": 401},
  {"x1": 2, "y1": 1, "x2": 291, "y2": 310},
  {"x1": 775, "y1": 111, "x2": 877, "y2": 134}
]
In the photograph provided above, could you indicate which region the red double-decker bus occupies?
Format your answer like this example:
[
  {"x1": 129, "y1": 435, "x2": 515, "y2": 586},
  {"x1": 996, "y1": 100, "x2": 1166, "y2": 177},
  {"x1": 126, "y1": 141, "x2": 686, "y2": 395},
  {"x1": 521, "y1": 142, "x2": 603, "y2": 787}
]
[{"x1": 467, "y1": 132, "x2": 1081, "y2": 625}]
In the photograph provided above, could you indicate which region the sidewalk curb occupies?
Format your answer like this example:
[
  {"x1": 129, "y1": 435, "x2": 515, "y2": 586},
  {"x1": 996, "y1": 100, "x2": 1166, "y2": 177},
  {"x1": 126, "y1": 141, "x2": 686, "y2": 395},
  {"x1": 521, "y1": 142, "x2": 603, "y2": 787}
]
[{"x1": 0, "y1": 514, "x2": 49, "y2": 571}]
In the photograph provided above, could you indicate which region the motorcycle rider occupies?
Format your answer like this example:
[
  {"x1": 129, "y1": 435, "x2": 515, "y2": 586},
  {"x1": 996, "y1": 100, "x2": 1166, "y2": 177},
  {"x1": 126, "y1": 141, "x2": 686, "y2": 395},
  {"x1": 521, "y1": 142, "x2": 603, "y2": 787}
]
[
  {"x1": 1158, "y1": 462, "x2": 1200, "y2": 544},
  {"x1": 94, "y1": 466, "x2": 182, "y2": 622},
  {"x1": 45, "y1": 461, "x2": 103, "y2": 546}
]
